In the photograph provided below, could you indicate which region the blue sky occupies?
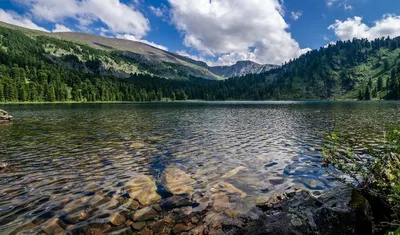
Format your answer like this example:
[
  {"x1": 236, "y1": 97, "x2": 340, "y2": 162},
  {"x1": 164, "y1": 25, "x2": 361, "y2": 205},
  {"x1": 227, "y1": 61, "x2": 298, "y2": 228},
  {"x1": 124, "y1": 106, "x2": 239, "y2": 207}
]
[{"x1": 1, "y1": 0, "x2": 400, "y2": 65}]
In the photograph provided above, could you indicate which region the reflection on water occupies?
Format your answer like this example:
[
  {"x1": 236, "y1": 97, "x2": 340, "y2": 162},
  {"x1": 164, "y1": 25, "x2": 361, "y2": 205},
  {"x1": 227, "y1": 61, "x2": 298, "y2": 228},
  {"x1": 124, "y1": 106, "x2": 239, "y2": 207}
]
[{"x1": 0, "y1": 101, "x2": 399, "y2": 234}]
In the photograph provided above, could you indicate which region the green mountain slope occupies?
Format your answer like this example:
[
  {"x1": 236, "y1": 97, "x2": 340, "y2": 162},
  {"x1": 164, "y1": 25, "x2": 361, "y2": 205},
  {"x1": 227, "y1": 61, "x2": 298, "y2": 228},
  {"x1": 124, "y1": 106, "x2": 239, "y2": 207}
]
[
  {"x1": 216, "y1": 37, "x2": 400, "y2": 100},
  {"x1": 0, "y1": 21, "x2": 222, "y2": 80}
]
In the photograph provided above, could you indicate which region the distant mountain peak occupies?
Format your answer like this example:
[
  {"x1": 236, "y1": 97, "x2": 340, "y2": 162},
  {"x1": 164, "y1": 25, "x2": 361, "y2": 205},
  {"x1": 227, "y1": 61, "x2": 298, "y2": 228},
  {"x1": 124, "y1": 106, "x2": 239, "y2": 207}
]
[{"x1": 209, "y1": 61, "x2": 279, "y2": 78}]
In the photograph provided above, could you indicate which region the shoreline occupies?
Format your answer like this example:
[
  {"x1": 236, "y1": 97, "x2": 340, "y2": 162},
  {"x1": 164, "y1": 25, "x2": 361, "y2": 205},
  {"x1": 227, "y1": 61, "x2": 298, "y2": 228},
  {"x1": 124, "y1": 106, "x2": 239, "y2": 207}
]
[{"x1": 0, "y1": 99, "x2": 396, "y2": 105}]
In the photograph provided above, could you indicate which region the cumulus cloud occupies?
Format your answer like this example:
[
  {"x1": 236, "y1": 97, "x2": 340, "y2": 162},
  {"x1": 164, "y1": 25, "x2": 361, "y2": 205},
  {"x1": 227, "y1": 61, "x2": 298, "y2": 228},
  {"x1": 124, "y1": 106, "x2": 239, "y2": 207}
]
[
  {"x1": 0, "y1": 9, "x2": 48, "y2": 31},
  {"x1": 168, "y1": 0, "x2": 309, "y2": 65},
  {"x1": 16, "y1": 0, "x2": 150, "y2": 38},
  {"x1": 328, "y1": 15, "x2": 400, "y2": 41},
  {"x1": 291, "y1": 11, "x2": 302, "y2": 21},
  {"x1": 116, "y1": 34, "x2": 169, "y2": 51},
  {"x1": 52, "y1": 24, "x2": 72, "y2": 32}
]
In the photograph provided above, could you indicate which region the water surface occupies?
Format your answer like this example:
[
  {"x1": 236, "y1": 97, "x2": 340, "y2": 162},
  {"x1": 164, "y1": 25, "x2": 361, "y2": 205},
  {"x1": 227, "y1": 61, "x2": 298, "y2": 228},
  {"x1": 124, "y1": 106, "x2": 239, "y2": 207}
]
[{"x1": 0, "y1": 101, "x2": 399, "y2": 234}]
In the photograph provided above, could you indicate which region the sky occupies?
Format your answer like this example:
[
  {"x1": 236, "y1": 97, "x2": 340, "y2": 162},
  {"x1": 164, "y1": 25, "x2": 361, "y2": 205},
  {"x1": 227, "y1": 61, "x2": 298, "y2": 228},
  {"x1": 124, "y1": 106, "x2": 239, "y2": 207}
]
[{"x1": 1, "y1": 0, "x2": 400, "y2": 66}]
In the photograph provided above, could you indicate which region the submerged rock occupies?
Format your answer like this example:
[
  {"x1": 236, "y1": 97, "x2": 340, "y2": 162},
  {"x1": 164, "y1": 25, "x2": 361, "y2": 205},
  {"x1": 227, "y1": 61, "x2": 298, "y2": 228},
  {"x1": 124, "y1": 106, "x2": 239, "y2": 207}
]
[
  {"x1": 0, "y1": 162, "x2": 8, "y2": 170},
  {"x1": 41, "y1": 218, "x2": 64, "y2": 235},
  {"x1": 125, "y1": 174, "x2": 161, "y2": 206},
  {"x1": 160, "y1": 195, "x2": 194, "y2": 210},
  {"x1": 110, "y1": 212, "x2": 126, "y2": 226},
  {"x1": 0, "y1": 110, "x2": 12, "y2": 123},
  {"x1": 212, "y1": 182, "x2": 247, "y2": 198},
  {"x1": 160, "y1": 167, "x2": 195, "y2": 195},
  {"x1": 64, "y1": 210, "x2": 89, "y2": 224},
  {"x1": 222, "y1": 166, "x2": 246, "y2": 178},
  {"x1": 243, "y1": 185, "x2": 373, "y2": 235},
  {"x1": 132, "y1": 206, "x2": 157, "y2": 221}
]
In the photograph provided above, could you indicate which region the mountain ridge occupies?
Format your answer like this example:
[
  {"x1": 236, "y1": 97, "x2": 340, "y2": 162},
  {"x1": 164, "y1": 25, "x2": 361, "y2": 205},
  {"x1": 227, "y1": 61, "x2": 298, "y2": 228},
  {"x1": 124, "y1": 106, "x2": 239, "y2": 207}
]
[
  {"x1": 209, "y1": 60, "x2": 279, "y2": 78},
  {"x1": 0, "y1": 21, "x2": 278, "y2": 80}
]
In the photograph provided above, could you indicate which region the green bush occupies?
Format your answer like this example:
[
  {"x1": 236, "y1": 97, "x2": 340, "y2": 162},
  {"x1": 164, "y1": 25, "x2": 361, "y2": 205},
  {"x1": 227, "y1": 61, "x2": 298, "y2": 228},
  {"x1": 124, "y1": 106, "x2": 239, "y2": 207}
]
[{"x1": 323, "y1": 130, "x2": 400, "y2": 232}]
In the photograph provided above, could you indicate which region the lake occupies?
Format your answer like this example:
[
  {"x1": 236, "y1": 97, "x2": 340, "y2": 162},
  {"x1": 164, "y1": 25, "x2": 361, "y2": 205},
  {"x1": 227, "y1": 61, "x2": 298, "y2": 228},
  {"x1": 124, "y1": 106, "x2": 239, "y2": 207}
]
[{"x1": 0, "y1": 101, "x2": 399, "y2": 234}]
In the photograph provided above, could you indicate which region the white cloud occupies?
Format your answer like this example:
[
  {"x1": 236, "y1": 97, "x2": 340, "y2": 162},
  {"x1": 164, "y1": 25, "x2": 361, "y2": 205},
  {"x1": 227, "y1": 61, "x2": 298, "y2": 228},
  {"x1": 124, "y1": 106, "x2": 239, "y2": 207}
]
[
  {"x1": 324, "y1": 41, "x2": 336, "y2": 48},
  {"x1": 326, "y1": 0, "x2": 337, "y2": 7},
  {"x1": 176, "y1": 50, "x2": 212, "y2": 64},
  {"x1": 16, "y1": 0, "x2": 150, "y2": 38},
  {"x1": 168, "y1": 0, "x2": 309, "y2": 65},
  {"x1": 344, "y1": 4, "x2": 352, "y2": 10},
  {"x1": 52, "y1": 24, "x2": 72, "y2": 32},
  {"x1": 328, "y1": 15, "x2": 400, "y2": 41},
  {"x1": 0, "y1": 9, "x2": 48, "y2": 31},
  {"x1": 323, "y1": 34, "x2": 330, "y2": 41},
  {"x1": 116, "y1": 34, "x2": 169, "y2": 51},
  {"x1": 214, "y1": 51, "x2": 258, "y2": 66},
  {"x1": 149, "y1": 6, "x2": 164, "y2": 17},
  {"x1": 291, "y1": 11, "x2": 302, "y2": 21}
]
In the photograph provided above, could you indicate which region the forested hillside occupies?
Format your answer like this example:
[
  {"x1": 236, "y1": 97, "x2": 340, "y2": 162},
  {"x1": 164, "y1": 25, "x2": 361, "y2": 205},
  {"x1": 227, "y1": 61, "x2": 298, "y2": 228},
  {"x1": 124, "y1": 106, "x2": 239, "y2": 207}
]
[
  {"x1": 0, "y1": 26, "x2": 215, "y2": 102},
  {"x1": 222, "y1": 37, "x2": 400, "y2": 100},
  {"x1": 1, "y1": 24, "x2": 400, "y2": 102}
]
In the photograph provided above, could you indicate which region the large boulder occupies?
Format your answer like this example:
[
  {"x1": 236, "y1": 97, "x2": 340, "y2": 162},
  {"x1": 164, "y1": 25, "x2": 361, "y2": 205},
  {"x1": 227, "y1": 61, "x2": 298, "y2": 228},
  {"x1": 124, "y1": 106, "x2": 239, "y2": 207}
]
[
  {"x1": 0, "y1": 110, "x2": 12, "y2": 123},
  {"x1": 243, "y1": 185, "x2": 373, "y2": 235}
]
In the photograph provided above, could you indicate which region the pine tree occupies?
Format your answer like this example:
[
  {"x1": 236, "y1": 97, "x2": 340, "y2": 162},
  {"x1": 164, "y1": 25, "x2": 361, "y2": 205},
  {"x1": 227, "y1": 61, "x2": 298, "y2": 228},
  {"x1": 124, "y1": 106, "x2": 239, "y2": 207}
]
[
  {"x1": 171, "y1": 92, "x2": 176, "y2": 101},
  {"x1": 377, "y1": 77, "x2": 383, "y2": 91},
  {"x1": 0, "y1": 83, "x2": 4, "y2": 102},
  {"x1": 364, "y1": 86, "x2": 372, "y2": 100},
  {"x1": 46, "y1": 84, "x2": 56, "y2": 102},
  {"x1": 358, "y1": 89, "x2": 364, "y2": 100}
]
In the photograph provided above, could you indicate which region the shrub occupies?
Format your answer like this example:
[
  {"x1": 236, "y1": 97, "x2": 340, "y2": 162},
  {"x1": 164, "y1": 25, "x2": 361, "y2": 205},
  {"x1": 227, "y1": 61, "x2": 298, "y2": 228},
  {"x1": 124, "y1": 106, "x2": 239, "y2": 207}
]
[{"x1": 323, "y1": 130, "x2": 400, "y2": 232}]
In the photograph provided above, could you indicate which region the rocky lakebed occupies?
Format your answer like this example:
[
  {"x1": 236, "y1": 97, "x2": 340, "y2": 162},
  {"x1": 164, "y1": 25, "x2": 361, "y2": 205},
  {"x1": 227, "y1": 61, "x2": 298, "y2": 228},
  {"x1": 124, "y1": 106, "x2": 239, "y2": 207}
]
[{"x1": 1, "y1": 159, "x2": 371, "y2": 235}]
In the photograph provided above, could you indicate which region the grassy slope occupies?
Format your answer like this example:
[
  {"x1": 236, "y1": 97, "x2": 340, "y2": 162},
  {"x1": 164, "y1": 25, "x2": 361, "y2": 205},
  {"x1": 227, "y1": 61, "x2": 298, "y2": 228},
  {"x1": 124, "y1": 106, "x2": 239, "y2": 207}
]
[{"x1": 0, "y1": 21, "x2": 222, "y2": 80}]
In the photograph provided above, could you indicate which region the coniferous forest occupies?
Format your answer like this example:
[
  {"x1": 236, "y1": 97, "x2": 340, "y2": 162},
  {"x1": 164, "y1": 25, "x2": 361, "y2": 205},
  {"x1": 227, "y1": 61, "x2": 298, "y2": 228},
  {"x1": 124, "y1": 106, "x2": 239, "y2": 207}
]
[{"x1": 1, "y1": 25, "x2": 400, "y2": 102}]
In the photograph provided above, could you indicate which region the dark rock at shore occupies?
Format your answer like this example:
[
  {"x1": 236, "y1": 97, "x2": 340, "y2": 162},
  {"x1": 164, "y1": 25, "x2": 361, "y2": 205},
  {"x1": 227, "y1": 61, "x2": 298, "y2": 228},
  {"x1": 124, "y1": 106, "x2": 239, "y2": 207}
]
[
  {"x1": 0, "y1": 109, "x2": 13, "y2": 123},
  {"x1": 242, "y1": 185, "x2": 373, "y2": 235}
]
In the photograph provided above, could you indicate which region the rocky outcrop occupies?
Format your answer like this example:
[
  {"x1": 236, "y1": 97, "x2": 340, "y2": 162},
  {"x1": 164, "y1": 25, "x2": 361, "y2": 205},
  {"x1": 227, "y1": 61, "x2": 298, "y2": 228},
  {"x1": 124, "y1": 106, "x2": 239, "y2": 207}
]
[
  {"x1": 0, "y1": 110, "x2": 12, "y2": 123},
  {"x1": 242, "y1": 185, "x2": 373, "y2": 235}
]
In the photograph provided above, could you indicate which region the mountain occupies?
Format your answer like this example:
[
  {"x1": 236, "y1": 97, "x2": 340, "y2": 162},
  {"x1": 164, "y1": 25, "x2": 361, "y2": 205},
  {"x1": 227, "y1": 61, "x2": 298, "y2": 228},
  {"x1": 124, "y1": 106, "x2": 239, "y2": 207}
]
[
  {"x1": 209, "y1": 60, "x2": 279, "y2": 78},
  {"x1": 0, "y1": 21, "x2": 222, "y2": 81},
  {"x1": 0, "y1": 22, "x2": 281, "y2": 81},
  {"x1": 2, "y1": 20, "x2": 400, "y2": 103}
]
